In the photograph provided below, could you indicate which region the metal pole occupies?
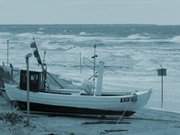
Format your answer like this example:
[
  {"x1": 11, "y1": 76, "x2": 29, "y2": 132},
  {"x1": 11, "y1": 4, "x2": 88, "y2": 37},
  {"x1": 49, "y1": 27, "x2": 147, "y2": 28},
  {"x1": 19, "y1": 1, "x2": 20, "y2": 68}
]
[
  {"x1": 93, "y1": 45, "x2": 96, "y2": 95},
  {"x1": 91, "y1": 44, "x2": 98, "y2": 95},
  {"x1": 27, "y1": 58, "x2": 30, "y2": 126},
  {"x1": 26, "y1": 53, "x2": 32, "y2": 126},
  {"x1": 7, "y1": 40, "x2": 9, "y2": 65},
  {"x1": 161, "y1": 75, "x2": 163, "y2": 108}
]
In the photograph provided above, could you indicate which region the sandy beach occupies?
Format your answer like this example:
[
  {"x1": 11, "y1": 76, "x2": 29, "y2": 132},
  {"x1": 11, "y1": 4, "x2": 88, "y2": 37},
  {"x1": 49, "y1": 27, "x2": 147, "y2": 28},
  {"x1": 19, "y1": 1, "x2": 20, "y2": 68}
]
[{"x1": 0, "y1": 95, "x2": 180, "y2": 135}]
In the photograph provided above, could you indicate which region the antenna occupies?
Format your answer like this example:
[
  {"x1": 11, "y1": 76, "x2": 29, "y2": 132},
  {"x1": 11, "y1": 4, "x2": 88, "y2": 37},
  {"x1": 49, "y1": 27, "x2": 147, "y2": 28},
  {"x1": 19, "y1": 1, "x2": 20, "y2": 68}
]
[
  {"x1": 43, "y1": 50, "x2": 47, "y2": 64},
  {"x1": 33, "y1": 37, "x2": 35, "y2": 42},
  {"x1": 91, "y1": 44, "x2": 98, "y2": 95},
  {"x1": 6, "y1": 40, "x2": 9, "y2": 65}
]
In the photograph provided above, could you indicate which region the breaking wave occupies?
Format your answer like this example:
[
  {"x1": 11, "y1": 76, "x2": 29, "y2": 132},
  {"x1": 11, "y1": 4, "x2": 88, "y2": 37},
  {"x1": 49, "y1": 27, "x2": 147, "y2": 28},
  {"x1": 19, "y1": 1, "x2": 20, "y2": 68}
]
[
  {"x1": 3, "y1": 32, "x2": 180, "y2": 50},
  {"x1": 79, "y1": 32, "x2": 89, "y2": 36},
  {"x1": 170, "y1": 35, "x2": 180, "y2": 43},
  {"x1": 126, "y1": 34, "x2": 150, "y2": 40},
  {"x1": 0, "y1": 32, "x2": 11, "y2": 36}
]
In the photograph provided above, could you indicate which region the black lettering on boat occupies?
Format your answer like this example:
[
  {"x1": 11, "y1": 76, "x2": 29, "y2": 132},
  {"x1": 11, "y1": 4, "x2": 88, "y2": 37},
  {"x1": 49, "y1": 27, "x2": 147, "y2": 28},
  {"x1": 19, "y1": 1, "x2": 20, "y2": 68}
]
[{"x1": 120, "y1": 95, "x2": 138, "y2": 103}]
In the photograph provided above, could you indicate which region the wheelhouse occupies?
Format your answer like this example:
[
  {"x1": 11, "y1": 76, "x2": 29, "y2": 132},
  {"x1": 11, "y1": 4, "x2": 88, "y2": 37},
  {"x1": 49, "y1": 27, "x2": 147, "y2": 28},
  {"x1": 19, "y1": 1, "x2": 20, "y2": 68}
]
[{"x1": 19, "y1": 70, "x2": 45, "y2": 92}]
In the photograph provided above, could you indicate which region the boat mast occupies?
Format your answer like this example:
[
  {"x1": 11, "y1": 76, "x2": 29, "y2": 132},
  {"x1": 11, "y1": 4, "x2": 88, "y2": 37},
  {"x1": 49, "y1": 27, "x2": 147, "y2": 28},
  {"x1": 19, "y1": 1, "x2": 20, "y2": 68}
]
[
  {"x1": 91, "y1": 44, "x2": 98, "y2": 95},
  {"x1": 30, "y1": 39, "x2": 47, "y2": 89}
]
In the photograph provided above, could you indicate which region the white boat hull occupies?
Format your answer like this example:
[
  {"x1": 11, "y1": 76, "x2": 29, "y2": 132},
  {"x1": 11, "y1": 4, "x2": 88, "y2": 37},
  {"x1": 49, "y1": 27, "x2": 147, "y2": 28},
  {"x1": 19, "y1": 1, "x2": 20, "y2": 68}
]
[{"x1": 4, "y1": 85, "x2": 151, "y2": 116}]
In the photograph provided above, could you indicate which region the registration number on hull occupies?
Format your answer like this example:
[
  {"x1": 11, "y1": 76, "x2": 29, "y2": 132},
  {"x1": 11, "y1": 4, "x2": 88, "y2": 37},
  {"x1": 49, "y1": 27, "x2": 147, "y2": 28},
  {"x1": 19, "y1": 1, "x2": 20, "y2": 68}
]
[{"x1": 120, "y1": 95, "x2": 137, "y2": 103}]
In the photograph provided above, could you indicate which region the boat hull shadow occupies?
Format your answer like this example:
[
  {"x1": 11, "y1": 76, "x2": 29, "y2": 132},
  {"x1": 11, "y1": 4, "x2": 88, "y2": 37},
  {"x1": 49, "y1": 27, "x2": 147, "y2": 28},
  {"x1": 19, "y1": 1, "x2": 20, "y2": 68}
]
[{"x1": 16, "y1": 101, "x2": 135, "y2": 117}]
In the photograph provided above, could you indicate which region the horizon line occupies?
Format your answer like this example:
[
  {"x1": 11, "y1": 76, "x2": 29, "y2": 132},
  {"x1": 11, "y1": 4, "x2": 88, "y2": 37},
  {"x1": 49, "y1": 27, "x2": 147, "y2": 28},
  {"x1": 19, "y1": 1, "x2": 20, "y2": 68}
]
[{"x1": 0, "y1": 23, "x2": 180, "y2": 26}]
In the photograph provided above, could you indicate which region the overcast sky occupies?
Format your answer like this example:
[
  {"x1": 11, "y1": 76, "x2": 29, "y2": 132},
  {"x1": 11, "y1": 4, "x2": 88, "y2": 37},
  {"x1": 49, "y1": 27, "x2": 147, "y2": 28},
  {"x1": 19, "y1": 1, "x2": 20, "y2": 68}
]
[{"x1": 0, "y1": 0, "x2": 179, "y2": 24}]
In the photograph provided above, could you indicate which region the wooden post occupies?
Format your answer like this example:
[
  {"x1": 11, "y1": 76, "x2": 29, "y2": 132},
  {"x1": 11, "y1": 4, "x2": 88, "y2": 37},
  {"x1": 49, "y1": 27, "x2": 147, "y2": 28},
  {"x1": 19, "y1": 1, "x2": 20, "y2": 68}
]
[{"x1": 25, "y1": 53, "x2": 32, "y2": 126}]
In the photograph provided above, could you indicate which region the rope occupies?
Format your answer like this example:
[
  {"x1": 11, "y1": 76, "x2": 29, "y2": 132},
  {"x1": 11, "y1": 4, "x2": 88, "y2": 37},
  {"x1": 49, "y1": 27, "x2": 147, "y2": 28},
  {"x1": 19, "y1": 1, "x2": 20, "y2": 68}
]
[
  {"x1": 100, "y1": 93, "x2": 136, "y2": 135},
  {"x1": 47, "y1": 72, "x2": 64, "y2": 89}
]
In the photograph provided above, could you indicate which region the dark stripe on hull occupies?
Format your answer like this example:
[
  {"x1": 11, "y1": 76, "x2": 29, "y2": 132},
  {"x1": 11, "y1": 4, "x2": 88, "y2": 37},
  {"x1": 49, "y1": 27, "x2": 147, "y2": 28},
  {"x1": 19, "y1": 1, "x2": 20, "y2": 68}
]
[{"x1": 15, "y1": 101, "x2": 135, "y2": 117}]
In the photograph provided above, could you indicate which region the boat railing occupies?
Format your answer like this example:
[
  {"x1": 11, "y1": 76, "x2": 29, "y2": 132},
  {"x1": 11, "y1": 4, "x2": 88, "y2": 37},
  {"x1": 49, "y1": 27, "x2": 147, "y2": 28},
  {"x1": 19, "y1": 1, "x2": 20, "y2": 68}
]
[
  {"x1": 47, "y1": 88, "x2": 81, "y2": 95},
  {"x1": 101, "y1": 91, "x2": 133, "y2": 96}
]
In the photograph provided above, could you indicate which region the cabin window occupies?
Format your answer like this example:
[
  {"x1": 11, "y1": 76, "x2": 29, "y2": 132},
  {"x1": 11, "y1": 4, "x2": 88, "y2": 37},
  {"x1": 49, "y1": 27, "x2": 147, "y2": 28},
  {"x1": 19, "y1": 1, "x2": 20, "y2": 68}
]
[
  {"x1": 31, "y1": 75, "x2": 35, "y2": 80},
  {"x1": 30, "y1": 74, "x2": 39, "y2": 81}
]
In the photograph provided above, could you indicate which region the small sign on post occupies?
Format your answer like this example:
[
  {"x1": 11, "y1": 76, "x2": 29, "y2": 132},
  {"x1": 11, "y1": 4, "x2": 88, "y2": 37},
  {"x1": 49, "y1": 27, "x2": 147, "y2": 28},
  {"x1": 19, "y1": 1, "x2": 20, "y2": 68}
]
[
  {"x1": 157, "y1": 68, "x2": 167, "y2": 76},
  {"x1": 157, "y1": 67, "x2": 167, "y2": 109}
]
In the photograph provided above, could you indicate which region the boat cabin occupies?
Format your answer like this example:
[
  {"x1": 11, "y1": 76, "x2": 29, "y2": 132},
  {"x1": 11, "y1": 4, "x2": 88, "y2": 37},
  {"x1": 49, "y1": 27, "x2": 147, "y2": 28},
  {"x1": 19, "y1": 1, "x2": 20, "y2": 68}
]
[{"x1": 19, "y1": 70, "x2": 45, "y2": 92}]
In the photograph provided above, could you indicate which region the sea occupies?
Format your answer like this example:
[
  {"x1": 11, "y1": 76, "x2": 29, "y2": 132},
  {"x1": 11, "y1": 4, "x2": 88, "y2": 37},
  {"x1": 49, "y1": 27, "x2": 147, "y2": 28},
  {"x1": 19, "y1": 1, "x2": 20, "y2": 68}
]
[{"x1": 1, "y1": 24, "x2": 180, "y2": 112}]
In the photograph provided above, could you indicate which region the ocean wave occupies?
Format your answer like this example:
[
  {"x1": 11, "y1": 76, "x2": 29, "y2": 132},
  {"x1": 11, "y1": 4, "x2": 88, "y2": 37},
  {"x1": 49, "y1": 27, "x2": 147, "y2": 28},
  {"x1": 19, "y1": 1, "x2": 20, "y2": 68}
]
[
  {"x1": 72, "y1": 33, "x2": 171, "y2": 44},
  {"x1": 7, "y1": 32, "x2": 180, "y2": 47},
  {"x1": 0, "y1": 32, "x2": 11, "y2": 36},
  {"x1": 126, "y1": 34, "x2": 150, "y2": 40},
  {"x1": 79, "y1": 32, "x2": 89, "y2": 36},
  {"x1": 39, "y1": 40, "x2": 75, "y2": 51},
  {"x1": 79, "y1": 31, "x2": 102, "y2": 37},
  {"x1": 38, "y1": 27, "x2": 45, "y2": 31},
  {"x1": 36, "y1": 31, "x2": 44, "y2": 34},
  {"x1": 103, "y1": 38, "x2": 167, "y2": 44},
  {"x1": 102, "y1": 34, "x2": 180, "y2": 44},
  {"x1": 15, "y1": 33, "x2": 37, "y2": 40},
  {"x1": 170, "y1": 35, "x2": 180, "y2": 43}
]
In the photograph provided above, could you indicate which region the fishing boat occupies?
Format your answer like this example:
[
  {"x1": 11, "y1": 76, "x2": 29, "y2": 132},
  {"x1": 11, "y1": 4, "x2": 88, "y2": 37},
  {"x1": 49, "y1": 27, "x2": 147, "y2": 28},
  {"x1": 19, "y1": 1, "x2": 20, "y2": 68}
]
[{"x1": 2, "y1": 41, "x2": 152, "y2": 117}]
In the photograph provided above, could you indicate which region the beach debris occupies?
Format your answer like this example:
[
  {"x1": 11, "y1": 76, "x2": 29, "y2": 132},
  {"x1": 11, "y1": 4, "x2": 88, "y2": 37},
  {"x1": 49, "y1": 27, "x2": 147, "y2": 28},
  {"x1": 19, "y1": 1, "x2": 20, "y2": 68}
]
[
  {"x1": 82, "y1": 120, "x2": 130, "y2": 125},
  {"x1": 0, "y1": 112, "x2": 24, "y2": 125},
  {"x1": 100, "y1": 129, "x2": 128, "y2": 135}
]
